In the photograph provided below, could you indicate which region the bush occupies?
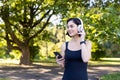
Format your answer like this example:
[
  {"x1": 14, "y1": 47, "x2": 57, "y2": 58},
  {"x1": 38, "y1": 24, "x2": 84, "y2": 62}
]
[
  {"x1": 91, "y1": 42, "x2": 106, "y2": 61},
  {"x1": 0, "y1": 47, "x2": 7, "y2": 58},
  {"x1": 92, "y1": 50, "x2": 106, "y2": 61}
]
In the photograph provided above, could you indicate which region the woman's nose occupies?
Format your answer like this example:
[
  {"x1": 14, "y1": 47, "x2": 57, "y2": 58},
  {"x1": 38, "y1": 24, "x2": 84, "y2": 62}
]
[{"x1": 68, "y1": 27, "x2": 72, "y2": 30}]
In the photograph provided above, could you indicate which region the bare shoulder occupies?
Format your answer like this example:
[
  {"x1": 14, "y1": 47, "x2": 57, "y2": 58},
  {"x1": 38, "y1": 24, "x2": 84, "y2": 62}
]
[
  {"x1": 61, "y1": 42, "x2": 66, "y2": 50},
  {"x1": 60, "y1": 42, "x2": 66, "y2": 56}
]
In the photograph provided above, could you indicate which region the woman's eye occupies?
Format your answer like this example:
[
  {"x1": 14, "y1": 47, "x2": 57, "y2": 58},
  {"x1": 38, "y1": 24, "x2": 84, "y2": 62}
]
[
  {"x1": 70, "y1": 25, "x2": 74, "y2": 28},
  {"x1": 67, "y1": 25, "x2": 74, "y2": 29}
]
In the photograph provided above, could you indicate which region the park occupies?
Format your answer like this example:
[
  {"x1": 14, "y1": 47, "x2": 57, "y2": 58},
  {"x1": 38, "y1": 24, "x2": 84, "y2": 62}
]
[{"x1": 0, "y1": 0, "x2": 120, "y2": 80}]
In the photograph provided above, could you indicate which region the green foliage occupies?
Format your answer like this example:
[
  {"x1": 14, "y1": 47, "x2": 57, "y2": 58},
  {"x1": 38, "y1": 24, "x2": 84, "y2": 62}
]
[
  {"x1": 0, "y1": 47, "x2": 6, "y2": 58},
  {"x1": 0, "y1": 39, "x2": 7, "y2": 59},
  {"x1": 0, "y1": 0, "x2": 74, "y2": 64},
  {"x1": 8, "y1": 50, "x2": 21, "y2": 59},
  {"x1": 92, "y1": 50, "x2": 106, "y2": 61},
  {"x1": 30, "y1": 45, "x2": 39, "y2": 61},
  {"x1": 0, "y1": 0, "x2": 120, "y2": 62},
  {"x1": 91, "y1": 42, "x2": 106, "y2": 60},
  {"x1": 84, "y1": 2, "x2": 120, "y2": 60}
]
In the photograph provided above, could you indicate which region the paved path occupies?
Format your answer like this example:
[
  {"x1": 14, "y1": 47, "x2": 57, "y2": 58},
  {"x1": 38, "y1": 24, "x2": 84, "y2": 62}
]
[{"x1": 0, "y1": 65, "x2": 120, "y2": 80}]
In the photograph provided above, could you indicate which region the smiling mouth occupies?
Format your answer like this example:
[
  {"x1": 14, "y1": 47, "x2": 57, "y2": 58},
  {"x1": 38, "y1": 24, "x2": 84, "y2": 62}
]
[
  {"x1": 68, "y1": 31, "x2": 74, "y2": 34},
  {"x1": 68, "y1": 32, "x2": 72, "y2": 34}
]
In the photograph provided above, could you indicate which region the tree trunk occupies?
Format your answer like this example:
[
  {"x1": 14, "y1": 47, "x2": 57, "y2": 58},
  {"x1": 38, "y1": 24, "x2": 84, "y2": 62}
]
[
  {"x1": 45, "y1": 42, "x2": 48, "y2": 59},
  {"x1": 19, "y1": 45, "x2": 31, "y2": 65}
]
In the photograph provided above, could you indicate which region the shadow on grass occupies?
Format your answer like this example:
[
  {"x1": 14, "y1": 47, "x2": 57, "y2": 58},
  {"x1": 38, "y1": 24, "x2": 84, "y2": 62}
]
[{"x1": 0, "y1": 58, "x2": 120, "y2": 80}]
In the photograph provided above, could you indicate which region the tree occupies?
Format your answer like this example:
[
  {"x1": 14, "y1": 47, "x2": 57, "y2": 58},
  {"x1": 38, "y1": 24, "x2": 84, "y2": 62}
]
[
  {"x1": 84, "y1": 0, "x2": 120, "y2": 60},
  {"x1": 0, "y1": 0, "x2": 70, "y2": 65},
  {"x1": 1, "y1": 0, "x2": 119, "y2": 64}
]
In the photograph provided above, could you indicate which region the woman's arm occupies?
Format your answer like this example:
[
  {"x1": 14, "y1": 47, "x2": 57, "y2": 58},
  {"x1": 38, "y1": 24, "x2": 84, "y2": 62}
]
[
  {"x1": 56, "y1": 43, "x2": 66, "y2": 68},
  {"x1": 81, "y1": 40, "x2": 92, "y2": 62},
  {"x1": 60, "y1": 43, "x2": 66, "y2": 58}
]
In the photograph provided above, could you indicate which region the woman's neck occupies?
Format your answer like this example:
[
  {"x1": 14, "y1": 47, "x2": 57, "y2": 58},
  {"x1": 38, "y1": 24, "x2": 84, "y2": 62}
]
[{"x1": 71, "y1": 36, "x2": 80, "y2": 42}]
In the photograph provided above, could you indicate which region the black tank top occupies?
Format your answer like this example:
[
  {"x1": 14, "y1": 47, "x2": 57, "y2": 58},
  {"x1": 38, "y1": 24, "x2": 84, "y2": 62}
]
[{"x1": 62, "y1": 42, "x2": 88, "y2": 80}]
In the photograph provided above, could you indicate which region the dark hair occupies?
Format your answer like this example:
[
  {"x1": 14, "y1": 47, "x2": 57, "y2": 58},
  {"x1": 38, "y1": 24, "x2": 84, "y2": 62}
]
[
  {"x1": 66, "y1": 18, "x2": 82, "y2": 37},
  {"x1": 67, "y1": 18, "x2": 82, "y2": 26}
]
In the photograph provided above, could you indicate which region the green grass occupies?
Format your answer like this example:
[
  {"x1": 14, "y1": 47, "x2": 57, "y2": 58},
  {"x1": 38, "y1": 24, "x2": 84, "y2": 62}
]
[
  {"x1": 0, "y1": 58, "x2": 120, "y2": 80},
  {"x1": 0, "y1": 58, "x2": 57, "y2": 67},
  {"x1": 33, "y1": 58, "x2": 58, "y2": 66},
  {"x1": 0, "y1": 78, "x2": 9, "y2": 80},
  {"x1": 88, "y1": 58, "x2": 120, "y2": 66},
  {"x1": 0, "y1": 58, "x2": 120, "y2": 66},
  {"x1": 100, "y1": 72, "x2": 120, "y2": 80},
  {"x1": 0, "y1": 59, "x2": 19, "y2": 66}
]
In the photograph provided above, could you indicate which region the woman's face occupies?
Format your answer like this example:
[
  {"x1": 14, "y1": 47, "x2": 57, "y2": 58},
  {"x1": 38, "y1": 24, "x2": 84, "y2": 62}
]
[{"x1": 67, "y1": 20, "x2": 78, "y2": 37}]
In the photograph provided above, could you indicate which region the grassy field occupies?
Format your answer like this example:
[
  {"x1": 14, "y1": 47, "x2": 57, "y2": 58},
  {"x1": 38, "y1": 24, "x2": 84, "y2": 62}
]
[
  {"x1": 0, "y1": 58, "x2": 120, "y2": 66},
  {"x1": 0, "y1": 58, "x2": 120, "y2": 80},
  {"x1": 89, "y1": 58, "x2": 120, "y2": 66},
  {"x1": 100, "y1": 72, "x2": 120, "y2": 80},
  {"x1": 0, "y1": 78, "x2": 8, "y2": 80}
]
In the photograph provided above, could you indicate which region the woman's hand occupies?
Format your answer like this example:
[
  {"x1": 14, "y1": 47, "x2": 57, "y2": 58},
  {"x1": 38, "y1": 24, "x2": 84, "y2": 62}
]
[
  {"x1": 56, "y1": 55, "x2": 65, "y2": 68},
  {"x1": 78, "y1": 28, "x2": 86, "y2": 41}
]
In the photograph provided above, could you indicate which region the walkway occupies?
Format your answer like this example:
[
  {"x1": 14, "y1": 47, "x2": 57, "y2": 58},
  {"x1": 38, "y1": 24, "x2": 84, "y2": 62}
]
[{"x1": 0, "y1": 65, "x2": 120, "y2": 80}]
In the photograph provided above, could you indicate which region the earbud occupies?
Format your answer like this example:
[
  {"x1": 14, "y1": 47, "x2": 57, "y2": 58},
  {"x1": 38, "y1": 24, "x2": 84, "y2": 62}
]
[{"x1": 78, "y1": 25, "x2": 82, "y2": 33}]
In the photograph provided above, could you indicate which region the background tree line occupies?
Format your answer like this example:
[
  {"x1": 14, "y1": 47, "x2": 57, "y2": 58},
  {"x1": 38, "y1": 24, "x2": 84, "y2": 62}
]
[{"x1": 0, "y1": 0, "x2": 120, "y2": 65}]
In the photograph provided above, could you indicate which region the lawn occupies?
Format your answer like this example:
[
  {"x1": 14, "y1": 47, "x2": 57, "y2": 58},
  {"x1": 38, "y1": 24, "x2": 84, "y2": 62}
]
[
  {"x1": 88, "y1": 58, "x2": 120, "y2": 66},
  {"x1": 100, "y1": 72, "x2": 120, "y2": 80},
  {"x1": 0, "y1": 58, "x2": 120, "y2": 80},
  {"x1": 1, "y1": 58, "x2": 120, "y2": 66},
  {"x1": 0, "y1": 78, "x2": 9, "y2": 80}
]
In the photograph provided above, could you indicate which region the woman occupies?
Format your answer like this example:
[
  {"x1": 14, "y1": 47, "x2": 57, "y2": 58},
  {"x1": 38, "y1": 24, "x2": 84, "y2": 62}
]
[{"x1": 56, "y1": 18, "x2": 92, "y2": 80}]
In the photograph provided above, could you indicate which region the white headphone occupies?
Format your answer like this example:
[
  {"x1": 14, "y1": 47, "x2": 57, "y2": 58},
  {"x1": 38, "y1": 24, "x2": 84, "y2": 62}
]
[{"x1": 78, "y1": 18, "x2": 83, "y2": 33}]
